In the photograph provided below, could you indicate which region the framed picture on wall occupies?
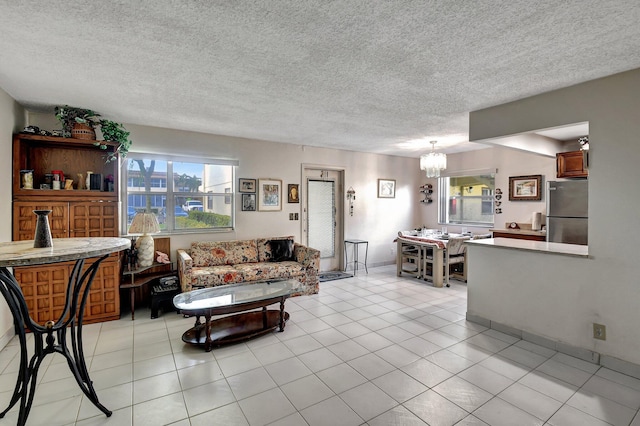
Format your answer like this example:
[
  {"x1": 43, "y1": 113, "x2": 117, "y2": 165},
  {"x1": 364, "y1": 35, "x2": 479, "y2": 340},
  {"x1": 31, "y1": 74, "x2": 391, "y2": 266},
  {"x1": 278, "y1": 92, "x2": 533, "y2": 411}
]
[
  {"x1": 258, "y1": 178, "x2": 282, "y2": 211},
  {"x1": 508, "y1": 175, "x2": 542, "y2": 201},
  {"x1": 239, "y1": 178, "x2": 256, "y2": 193},
  {"x1": 288, "y1": 184, "x2": 299, "y2": 203},
  {"x1": 377, "y1": 179, "x2": 396, "y2": 198},
  {"x1": 241, "y1": 193, "x2": 256, "y2": 211}
]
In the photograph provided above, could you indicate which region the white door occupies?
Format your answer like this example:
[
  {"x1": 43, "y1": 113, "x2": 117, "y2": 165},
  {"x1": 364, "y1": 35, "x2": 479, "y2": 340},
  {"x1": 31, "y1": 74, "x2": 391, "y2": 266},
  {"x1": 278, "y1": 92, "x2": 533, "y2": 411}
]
[{"x1": 304, "y1": 168, "x2": 343, "y2": 271}]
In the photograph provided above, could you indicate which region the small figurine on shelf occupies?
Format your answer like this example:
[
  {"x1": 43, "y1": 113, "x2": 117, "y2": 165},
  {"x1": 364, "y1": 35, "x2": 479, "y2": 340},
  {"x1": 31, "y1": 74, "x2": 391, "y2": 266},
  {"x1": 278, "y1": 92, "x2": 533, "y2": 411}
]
[
  {"x1": 125, "y1": 238, "x2": 138, "y2": 270},
  {"x1": 105, "y1": 174, "x2": 115, "y2": 192},
  {"x1": 156, "y1": 251, "x2": 170, "y2": 264}
]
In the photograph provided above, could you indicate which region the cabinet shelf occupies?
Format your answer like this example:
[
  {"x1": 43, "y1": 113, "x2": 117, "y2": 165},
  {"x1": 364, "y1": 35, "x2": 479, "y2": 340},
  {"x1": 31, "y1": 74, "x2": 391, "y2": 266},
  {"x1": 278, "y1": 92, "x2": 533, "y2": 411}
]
[{"x1": 13, "y1": 133, "x2": 119, "y2": 198}]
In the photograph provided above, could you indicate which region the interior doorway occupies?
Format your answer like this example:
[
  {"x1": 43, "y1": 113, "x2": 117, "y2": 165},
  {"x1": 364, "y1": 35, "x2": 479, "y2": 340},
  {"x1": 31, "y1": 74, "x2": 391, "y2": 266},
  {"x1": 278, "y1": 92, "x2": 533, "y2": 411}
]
[{"x1": 303, "y1": 167, "x2": 344, "y2": 272}]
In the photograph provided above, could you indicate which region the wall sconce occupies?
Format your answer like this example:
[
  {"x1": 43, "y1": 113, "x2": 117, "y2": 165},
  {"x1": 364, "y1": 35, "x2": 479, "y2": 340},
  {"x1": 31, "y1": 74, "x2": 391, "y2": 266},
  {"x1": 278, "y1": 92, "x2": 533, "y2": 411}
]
[{"x1": 346, "y1": 187, "x2": 356, "y2": 216}]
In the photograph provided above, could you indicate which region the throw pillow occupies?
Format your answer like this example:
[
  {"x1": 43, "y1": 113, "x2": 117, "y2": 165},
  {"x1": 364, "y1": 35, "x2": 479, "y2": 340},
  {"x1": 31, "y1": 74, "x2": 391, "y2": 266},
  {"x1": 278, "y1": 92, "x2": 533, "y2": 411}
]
[{"x1": 268, "y1": 239, "x2": 294, "y2": 262}]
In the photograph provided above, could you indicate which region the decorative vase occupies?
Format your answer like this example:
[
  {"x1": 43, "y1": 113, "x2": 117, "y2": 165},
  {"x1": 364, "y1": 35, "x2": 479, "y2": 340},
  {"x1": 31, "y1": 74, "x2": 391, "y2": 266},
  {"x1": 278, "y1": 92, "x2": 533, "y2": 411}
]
[
  {"x1": 71, "y1": 122, "x2": 96, "y2": 140},
  {"x1": 33, "y1": 210, "x2": 53, "y2": 248}
]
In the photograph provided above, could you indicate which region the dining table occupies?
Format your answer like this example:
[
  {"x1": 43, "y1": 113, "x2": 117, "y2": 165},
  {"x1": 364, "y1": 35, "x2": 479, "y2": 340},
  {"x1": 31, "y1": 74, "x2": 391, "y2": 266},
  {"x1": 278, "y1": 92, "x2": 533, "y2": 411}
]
[
  {"x1": 396, "y1": 233, "x2": 470, "y2": 288},
  {"x1": 0, "y1": 237, "x2": 130, "y2": 426}
]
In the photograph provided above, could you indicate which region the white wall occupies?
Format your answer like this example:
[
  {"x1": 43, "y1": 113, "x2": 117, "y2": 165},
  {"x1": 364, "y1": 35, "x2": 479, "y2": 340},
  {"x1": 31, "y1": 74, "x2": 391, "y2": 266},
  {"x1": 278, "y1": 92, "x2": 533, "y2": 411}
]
[
  {"x1": 0, "y1": 88, "x2": 25, "y2": 347},
  {"x1": 124, "y1": 124, "x2": 424, "y2": 266},
  {"x1": 419, "y1": 147, "x2": 556, "y2": 234},
  {"x1": 23, "y1": 116, "x2": 425, "y2": 268},
  {"x1": 467, "y1": 68, "x2": 640, "y2": 365}
]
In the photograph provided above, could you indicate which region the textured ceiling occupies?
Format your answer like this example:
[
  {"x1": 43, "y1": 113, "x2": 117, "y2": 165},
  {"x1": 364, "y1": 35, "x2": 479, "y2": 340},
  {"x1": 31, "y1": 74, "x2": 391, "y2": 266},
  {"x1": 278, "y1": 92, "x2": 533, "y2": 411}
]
[{"x1": 1, "y1": 1, "x2": 639, "y2": 157}]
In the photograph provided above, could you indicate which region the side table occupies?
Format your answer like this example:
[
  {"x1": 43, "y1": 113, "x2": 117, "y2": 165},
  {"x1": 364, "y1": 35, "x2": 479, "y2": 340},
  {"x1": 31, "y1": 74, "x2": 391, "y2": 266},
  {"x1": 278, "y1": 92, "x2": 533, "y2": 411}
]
[
  {"x1": 150, "y1": 275, "x2": 180, "y2": 319},
  {"x1": 344, "y1": 239, "x2": 368, "y2": 275},
  {"x1": 121, "y1": 262, "x2": 174, "y2": 320},
  {"x1": 0, "y1": 237, "x2": 130, "y2": 426}
]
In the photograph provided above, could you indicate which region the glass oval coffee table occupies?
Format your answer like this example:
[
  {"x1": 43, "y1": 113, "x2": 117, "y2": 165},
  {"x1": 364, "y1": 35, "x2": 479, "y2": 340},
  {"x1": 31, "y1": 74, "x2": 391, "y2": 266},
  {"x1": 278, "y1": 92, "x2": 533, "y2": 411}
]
[{"x1": 173, "y1": 279, "x2": 296, "y2": 351}]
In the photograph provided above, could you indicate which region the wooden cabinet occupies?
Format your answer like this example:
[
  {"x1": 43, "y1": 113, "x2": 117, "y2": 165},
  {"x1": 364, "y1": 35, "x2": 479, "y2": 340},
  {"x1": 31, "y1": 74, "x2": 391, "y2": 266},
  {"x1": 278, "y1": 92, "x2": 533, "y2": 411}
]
[
  {"x1": 13, "y1": 201, "x2": 119, "y2": 241},
  {"x1": 13, "y1": 257, "x2": 120, "y2": 324},
  {"x1": 491, "y1": 230, "x2": 546, "y2": 242},
  {"x1": 557, "y1": 150, "x2": 588, "y2": 178},
  {"x1": 12, "y1": 133, "x2": 121, "y2": 324}
]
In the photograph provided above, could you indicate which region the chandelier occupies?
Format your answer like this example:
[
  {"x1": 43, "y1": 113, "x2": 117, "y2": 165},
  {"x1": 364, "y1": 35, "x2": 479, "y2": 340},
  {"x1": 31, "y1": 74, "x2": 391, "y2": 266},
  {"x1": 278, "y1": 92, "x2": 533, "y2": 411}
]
[{"x1": 420, "y1": 141, "x2": 447, "y2": 178}]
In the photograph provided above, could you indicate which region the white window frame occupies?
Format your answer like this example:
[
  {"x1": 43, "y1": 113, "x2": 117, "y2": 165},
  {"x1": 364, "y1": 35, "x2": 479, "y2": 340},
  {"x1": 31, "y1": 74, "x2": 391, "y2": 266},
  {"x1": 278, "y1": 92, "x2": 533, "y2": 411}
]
[
  {"x1": 437, "y1": 170, "x2": 496, "y2": 227},
  {"x1": 121, "y1": 153, "x2": 238, "y2": 235}
]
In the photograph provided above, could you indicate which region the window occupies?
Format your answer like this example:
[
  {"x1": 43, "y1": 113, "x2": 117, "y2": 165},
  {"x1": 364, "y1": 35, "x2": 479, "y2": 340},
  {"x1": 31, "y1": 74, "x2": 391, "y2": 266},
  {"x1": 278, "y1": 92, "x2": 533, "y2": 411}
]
[
  {"x1": 438, "y1": 173, "x2": 495, "y2": 226},
  {"x1": 123, "y1": 154, "x2": 237, "y2": 234}
]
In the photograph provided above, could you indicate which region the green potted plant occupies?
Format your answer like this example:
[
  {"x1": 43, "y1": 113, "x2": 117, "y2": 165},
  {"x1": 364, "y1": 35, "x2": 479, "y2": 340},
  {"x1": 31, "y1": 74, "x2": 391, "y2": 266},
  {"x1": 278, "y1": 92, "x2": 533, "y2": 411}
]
[
  {"x1": 55, "y1": 105, "x2": 132, "y2": 163},
  {"x1": 54, "y1": 105, "x2": 100, "y2": 138},
  {"x1": 97, "y1": 119, "x2": 132, "y2": 163}
]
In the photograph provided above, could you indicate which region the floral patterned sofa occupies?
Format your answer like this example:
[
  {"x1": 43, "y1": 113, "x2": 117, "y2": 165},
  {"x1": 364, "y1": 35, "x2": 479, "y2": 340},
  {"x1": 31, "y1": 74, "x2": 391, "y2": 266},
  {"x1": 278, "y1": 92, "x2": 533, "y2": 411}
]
[{"x1": 177, "y1": 236, "x2": 320, "y2": 296}]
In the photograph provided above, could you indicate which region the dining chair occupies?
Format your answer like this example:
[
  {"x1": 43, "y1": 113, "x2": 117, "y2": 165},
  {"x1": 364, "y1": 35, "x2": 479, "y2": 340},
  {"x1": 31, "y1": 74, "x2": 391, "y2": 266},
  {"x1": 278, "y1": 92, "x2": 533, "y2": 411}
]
[
  {"x1": 421, "y1": 241, "x2": 440, "y2": 284},
  {"x1": 396, "y1": 235, "x2": 422, "y2": 278},
  {"x1": 444, "y1": 236, "x2": 471, "y2": 286}
]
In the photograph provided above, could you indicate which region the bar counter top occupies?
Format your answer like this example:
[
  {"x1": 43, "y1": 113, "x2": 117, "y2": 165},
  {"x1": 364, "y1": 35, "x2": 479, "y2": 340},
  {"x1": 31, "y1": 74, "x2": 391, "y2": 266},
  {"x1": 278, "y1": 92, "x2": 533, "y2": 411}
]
[{"x1": 466, "y1": 237, "x2": 588, "y2": 258}]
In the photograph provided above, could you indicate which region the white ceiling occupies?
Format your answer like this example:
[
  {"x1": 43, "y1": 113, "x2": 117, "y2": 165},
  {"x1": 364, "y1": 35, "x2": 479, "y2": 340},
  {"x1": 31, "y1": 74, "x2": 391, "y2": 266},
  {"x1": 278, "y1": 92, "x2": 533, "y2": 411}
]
[{"x1": 1, "y1": 1, "x2": 639, "y2": 157}]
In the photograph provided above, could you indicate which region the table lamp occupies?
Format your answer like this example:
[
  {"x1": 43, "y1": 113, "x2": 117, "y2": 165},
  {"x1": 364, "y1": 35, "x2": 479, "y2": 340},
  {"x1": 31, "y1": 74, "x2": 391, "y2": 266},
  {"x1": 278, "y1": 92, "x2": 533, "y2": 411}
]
[{"x1": 128, "y1": 212, "x2": 160, "y2": 267}]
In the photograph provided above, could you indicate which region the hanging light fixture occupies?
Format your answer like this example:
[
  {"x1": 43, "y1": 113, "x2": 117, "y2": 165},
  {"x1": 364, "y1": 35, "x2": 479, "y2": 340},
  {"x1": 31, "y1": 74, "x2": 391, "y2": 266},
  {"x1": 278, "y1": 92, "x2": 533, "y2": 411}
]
[{"x1": 420, "y1": 141, "x2": 447, "y2": 178}]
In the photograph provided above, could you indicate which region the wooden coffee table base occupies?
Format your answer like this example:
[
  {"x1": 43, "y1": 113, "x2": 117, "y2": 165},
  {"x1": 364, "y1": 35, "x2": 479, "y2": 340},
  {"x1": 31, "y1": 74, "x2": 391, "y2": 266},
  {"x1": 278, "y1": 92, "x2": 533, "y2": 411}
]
[
  {"x1": 174, "y1": 281, "x2": 295, "y2": 352},
  {"x1": 182, "y1": 307, "x2": 290, "y2": 351}
]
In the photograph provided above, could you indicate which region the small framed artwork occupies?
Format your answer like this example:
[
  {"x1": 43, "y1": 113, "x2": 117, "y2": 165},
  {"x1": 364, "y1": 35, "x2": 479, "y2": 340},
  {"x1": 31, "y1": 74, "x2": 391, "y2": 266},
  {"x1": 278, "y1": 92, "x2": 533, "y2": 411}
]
[
  {"x1": 378, "y1": 179, "x2": 396, "y2": 198},
  {"x1": 288, "y1": 184, "x2": 299, "y2": 203},
  {"x1": 509, "y1": 175, "x2": 542, "y2": 201},
  {"x1": 258, "y1": 178, "x2": 282, "y2": 211},
  {"x1": 239, "y1": 178, "x2": 256, "y2": 193},
  {"x1": 241, "y1": 193, "x2": 256, "y2": 211}
]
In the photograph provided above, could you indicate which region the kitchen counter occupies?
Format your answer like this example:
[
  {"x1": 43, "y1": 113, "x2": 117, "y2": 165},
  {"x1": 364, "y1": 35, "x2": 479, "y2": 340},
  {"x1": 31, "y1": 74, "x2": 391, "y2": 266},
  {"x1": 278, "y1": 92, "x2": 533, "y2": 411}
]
[
  {"x1": 490, "y1": 228, "x2": 546, "y2": 241},
  {"x1": 467, "y1": 237, "x2": 588, "y2": 258}
]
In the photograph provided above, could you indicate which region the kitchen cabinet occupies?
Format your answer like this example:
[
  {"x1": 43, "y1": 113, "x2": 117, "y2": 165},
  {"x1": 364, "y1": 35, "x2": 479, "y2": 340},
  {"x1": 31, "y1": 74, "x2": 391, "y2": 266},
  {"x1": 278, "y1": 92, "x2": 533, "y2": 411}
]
[
  {"x1": 556, "y1": 150, "x2": 588, "y2": 178},
  {"x1": 491, "y1": 230, "x2": 546, "y2": 242},
  {"x1": 12, "y1": 133, "x2": 121, "y2": 324}
]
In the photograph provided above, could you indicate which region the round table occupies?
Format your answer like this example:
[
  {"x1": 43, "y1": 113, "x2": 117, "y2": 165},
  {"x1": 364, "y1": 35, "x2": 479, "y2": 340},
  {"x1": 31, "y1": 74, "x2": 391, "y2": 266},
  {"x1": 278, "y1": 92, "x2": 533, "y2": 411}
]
[{"x1": 0, "y1": 237, "x2": 130, "y2": 426}]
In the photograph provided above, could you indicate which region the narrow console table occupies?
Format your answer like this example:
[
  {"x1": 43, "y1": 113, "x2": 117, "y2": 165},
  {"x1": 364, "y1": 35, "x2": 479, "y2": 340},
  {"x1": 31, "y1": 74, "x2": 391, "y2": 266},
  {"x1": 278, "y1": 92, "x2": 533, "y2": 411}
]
[
  {"x1": 344, "y1": 239, "x2": 368, "y2": 275},
  {"x1": 0, "y1": 237, "x2": 130, "y2": 426}
]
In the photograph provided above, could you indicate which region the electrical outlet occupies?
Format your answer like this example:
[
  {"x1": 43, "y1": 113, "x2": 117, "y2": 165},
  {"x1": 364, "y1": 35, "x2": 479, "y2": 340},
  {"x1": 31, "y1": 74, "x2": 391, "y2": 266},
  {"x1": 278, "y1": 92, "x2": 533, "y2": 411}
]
[
  {"x1": 593, "y1": 323, "x2": 606, "y2": 340},
  {"x1": 294, "y1": 213, "x2": 299, "y2": 220},
  {"x1": 289, "y1": 213, "x2": 294, "y2": 220}
]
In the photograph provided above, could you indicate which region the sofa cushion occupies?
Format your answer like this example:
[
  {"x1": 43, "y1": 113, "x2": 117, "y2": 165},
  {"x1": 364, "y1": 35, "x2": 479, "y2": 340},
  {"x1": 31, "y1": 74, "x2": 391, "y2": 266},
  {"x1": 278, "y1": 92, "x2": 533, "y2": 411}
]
[
  {"x1": 192, "y1": 265, "x2": 243, "y2": 286},
  {"x1": 234, "y1": 261, "x2": 304, "y2": 281},
  {"x1": 268, "y1": 239, "x2": 294, "y2": 262},
  {"x1": 257, "y1": 236, "x2": 294, "y2": 262},
  {"x1": 190, "y1": 240, "x2": 259, "y2": 267}
]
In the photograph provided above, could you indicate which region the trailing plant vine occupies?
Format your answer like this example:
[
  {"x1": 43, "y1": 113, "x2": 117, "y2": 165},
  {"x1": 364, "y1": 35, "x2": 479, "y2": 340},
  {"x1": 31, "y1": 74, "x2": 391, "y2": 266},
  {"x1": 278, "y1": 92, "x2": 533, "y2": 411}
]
[{"x1": 55, "y1": 105, "x2": 132, "y2": 163}]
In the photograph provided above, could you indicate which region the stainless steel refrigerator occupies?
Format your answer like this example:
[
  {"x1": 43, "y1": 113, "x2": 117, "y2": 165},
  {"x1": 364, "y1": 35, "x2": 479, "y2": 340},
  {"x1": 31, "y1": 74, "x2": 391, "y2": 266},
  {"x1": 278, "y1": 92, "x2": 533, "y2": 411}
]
[{"x1": 546, "y1": 180, "x2": 588, "y2": 245}]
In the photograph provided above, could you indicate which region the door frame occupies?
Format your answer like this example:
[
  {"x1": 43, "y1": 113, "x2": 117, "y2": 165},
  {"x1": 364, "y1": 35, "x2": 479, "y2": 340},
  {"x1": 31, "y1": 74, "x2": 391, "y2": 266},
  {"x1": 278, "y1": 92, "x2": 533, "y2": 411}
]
[{"x1": 301, "y1": 164, "x2": 345, "y2": 271}]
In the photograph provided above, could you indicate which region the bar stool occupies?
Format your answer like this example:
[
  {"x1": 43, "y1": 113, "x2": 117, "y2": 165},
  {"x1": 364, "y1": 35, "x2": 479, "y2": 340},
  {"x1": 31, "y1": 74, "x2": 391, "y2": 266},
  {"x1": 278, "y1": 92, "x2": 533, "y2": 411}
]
[{"x1": 344, "y1": 239, "x2": 368, "y2": 275}]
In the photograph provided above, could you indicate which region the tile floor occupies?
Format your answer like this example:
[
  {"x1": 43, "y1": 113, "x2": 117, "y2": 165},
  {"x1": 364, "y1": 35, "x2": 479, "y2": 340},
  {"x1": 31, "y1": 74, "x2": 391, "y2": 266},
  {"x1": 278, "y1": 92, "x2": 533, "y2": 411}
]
[{"x1": 2, "y1": 265, "x2": 640, "y2": 425}]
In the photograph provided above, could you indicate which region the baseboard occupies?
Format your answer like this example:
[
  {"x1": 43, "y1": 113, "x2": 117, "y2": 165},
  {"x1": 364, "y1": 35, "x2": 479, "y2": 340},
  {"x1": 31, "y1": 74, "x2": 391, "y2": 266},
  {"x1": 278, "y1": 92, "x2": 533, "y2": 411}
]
[{"x1": 467, "y1": 313, "x2": 636, "y2": 379}]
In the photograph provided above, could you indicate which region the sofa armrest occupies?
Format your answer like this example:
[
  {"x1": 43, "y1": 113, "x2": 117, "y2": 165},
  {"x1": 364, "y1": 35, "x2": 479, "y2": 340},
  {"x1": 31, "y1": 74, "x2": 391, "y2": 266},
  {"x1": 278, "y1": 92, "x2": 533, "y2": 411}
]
[
  {"x1": 177, "y1": 249, "x2": 193, "y2": 292},
  {"x1": 294, "y1": 243, "x2": 320, "y2": 273}
]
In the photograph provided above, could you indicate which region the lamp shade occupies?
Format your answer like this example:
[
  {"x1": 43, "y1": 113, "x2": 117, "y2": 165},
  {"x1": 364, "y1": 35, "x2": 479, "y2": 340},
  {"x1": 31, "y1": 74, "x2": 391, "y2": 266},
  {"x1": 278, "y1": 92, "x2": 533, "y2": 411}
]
[
  {"x1": 128, "y1": 212, "x2": 160, "y2": 235},
  {"x1": 129, "y1": 212, "x2": 160, "y2": 267}
]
